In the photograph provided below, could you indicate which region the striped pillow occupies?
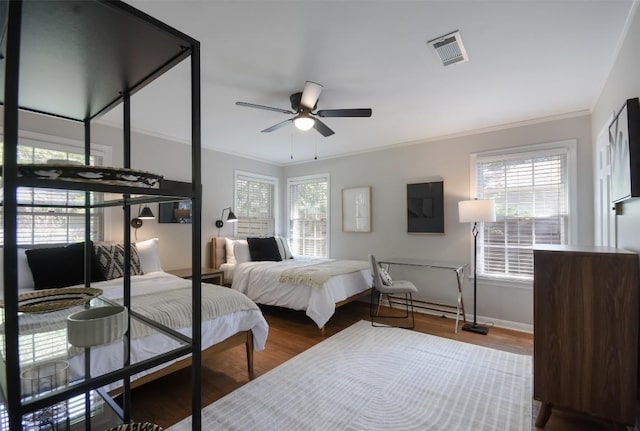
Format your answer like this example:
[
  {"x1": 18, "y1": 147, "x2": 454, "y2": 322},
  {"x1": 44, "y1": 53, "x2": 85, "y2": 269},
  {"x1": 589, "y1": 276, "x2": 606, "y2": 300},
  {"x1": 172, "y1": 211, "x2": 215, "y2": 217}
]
[
  {"x1": 275, "y1": 237, "x2": 293, "y2": 259},
  {"x1": 379, "y1": 267, "x2": 393, "y2": 286}
]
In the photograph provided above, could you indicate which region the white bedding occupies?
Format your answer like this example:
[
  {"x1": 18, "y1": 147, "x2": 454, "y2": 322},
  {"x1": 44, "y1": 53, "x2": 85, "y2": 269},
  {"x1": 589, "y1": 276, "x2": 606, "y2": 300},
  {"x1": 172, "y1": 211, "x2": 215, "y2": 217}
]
[
  {"x1": 8, "y1": 272, "x2": 269, "y2": 392},
  {"x1": 230, "y1": 257, "x2": 371, "y2": 328}
]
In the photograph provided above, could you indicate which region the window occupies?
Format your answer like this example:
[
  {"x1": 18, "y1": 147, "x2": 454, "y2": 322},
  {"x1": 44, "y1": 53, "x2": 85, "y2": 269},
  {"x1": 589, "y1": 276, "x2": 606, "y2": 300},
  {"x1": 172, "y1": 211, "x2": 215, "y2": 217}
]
[
  {"x1": 234, "y1": 171, "x2": 277, "y2": 237},
  {"x1": 288, "y1": 174, "x2": 329, "y2": 257},
  {"x1": 0, "y1": 137, "x2": 104, "y2": 245},
  {"x1": 471, "y1": 141, "x2": 576, "y2": 281}
]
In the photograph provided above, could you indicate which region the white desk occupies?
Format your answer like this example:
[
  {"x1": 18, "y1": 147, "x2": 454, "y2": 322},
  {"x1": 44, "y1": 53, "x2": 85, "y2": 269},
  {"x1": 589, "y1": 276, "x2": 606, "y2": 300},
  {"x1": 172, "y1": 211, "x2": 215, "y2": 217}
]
[{"x1": 378, "y1": 258, "x2": 468, "y2": 333}]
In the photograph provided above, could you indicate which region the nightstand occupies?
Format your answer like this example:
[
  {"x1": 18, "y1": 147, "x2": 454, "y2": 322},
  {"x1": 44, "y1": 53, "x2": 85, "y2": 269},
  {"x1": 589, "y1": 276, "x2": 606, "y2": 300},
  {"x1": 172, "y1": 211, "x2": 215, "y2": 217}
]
[{"x1": 167, "y1": 267, "x2": 224, "y2": 285}]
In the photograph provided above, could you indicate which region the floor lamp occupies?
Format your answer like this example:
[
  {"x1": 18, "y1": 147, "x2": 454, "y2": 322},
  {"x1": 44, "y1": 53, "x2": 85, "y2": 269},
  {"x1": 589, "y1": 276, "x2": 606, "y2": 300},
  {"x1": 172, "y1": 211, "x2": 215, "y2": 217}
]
[{"x1": 458, "y1": 199, "x2": 496, "y2": 335}]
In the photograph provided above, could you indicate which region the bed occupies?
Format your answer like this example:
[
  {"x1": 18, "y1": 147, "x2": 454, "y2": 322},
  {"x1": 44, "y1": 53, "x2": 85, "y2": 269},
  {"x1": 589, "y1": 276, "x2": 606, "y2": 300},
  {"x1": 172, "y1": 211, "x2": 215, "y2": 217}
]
[
  {"x1": 0, "y1": 240, "x2": 269, "y2": 395},
  {"x1": 211, "y1": 237, "x2": 372, "y2": 328},
  {"x1": 71, "y1": 271, "x2": 268, "y2": 392}
]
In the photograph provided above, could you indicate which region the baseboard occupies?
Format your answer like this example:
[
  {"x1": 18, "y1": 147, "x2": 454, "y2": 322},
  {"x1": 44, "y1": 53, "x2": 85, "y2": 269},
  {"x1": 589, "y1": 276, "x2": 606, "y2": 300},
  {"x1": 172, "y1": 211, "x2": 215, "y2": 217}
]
[
  {"x1": 412, "y1": 308, "x2": 533, "y2": 334},
  {"x1": 472, "y1": 314, "x2": 533, "y2": 334},
  {"x1": 360, "y1": 297, "x2": 533, "y2": 334}
]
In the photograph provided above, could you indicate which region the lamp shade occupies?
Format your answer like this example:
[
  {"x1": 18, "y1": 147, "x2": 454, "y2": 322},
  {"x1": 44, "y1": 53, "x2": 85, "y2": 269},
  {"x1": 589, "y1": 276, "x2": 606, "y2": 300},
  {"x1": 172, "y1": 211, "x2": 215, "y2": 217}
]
[
  {"x1": 227, "y1": 210, "x2": 237, "y2": 222},
  {"x1": 138, "y1": 206, "x2": 155, "y2": 219},
  {"x1": 458, "y1": 199, "x2": 496, "y2": 223}
]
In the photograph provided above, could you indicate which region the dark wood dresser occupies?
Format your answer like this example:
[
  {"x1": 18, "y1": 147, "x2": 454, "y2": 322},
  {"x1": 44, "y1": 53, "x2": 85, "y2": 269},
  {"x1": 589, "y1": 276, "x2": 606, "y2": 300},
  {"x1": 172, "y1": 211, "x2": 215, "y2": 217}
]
[{"x1": 533, "y1": 245, "x2": 639, "y2": 429}]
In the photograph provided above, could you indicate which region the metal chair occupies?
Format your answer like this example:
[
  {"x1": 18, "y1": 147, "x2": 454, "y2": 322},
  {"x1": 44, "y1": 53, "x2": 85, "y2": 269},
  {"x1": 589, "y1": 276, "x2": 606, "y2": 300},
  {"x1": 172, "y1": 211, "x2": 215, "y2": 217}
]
[{"x1": 369, "y1": 254, "x2": 417, "y2": 329}]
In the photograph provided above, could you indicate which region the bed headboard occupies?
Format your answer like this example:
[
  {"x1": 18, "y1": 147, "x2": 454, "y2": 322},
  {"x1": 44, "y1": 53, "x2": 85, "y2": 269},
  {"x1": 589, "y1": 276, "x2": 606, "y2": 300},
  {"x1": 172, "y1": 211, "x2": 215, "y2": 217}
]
[{"x1": 211, "y1": 237, "x2": 227, "y2": 269}]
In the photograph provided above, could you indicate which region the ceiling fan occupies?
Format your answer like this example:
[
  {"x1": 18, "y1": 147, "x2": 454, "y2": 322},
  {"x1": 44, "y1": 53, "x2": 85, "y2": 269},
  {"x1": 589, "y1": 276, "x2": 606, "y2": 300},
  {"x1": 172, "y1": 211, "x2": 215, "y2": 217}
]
[{"x1": 235, "y1": 81, "x2": 372, "y2": 137}]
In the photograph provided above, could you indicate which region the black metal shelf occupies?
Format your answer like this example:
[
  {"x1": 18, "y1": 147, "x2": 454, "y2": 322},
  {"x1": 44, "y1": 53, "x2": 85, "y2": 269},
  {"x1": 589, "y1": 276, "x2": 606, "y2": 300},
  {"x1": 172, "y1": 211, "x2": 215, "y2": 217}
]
[
  {"x1": 14, "y1": 177, "x2": 195, "y2": 198},
  {"x1": 4, "y1": 194, "x2": 195, "y2": 210},
  {"x1": 0, "y1": 0, "x2": 198, "y2": 122},
  {"x1": 23, "y1": 335, "x2": 193, "y2": 415},
  {"x1": 2, "y1": 1, "x2": 202, "y2": 429}
]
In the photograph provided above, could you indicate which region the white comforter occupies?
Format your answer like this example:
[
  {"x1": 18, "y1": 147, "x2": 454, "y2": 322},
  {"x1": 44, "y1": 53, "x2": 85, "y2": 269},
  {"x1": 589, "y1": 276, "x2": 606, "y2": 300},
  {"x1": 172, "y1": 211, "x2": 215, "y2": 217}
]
[
  {"x1": 10, "y1": 272, "x2": 269, "y2": 392},
  {"x1": 231, "y1": 257, "x2": 371, "y2": 328}
]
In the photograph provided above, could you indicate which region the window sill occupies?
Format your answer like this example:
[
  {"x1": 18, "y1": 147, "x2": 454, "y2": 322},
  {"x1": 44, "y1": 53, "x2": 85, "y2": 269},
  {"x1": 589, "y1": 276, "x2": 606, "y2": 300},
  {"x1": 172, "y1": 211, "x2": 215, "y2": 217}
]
[{"x1": 473, "y1": 275, "x2": 533, "y2": 290}]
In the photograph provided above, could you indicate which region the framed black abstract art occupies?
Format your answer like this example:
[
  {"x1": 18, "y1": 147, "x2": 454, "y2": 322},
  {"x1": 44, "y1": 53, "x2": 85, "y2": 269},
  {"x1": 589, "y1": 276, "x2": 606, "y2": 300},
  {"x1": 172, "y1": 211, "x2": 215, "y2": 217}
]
[{"x1": 407, "y1": 180, "x2": 445, "y2": 234}]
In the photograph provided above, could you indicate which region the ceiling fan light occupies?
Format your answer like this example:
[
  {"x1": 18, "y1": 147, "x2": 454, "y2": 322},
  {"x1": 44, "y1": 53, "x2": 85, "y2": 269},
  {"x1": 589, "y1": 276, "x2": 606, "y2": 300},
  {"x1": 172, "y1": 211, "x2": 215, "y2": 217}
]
[{"x1": 294, "y1": 115, "x2": 315, "y2": 131}]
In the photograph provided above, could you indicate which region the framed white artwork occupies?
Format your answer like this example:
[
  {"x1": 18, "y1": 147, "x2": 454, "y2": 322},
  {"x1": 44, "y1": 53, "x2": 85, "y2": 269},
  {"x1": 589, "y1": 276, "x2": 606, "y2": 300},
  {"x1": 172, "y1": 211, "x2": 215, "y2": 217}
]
[{"x1": 342, "y1": 186, "x2": 371, "y2": 232}]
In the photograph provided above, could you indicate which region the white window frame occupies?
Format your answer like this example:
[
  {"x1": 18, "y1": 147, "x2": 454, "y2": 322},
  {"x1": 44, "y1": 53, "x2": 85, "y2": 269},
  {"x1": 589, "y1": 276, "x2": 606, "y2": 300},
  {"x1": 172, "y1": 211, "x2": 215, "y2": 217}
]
[
  {"x1": 469, "y1": 140, "x2": 577, "y2": 285},
  {"x1": 595, "y1": 116, "x2": 616, "y2": 247},
  {"x1": 0, "y1": 130, "x2": 110, "y2": 245},
  {"x1": 233, "y1": 170, "x2": 278, "y2": 238},
  {"x1": 287, "y1": 173, "x2": 330, "y2": 258}
]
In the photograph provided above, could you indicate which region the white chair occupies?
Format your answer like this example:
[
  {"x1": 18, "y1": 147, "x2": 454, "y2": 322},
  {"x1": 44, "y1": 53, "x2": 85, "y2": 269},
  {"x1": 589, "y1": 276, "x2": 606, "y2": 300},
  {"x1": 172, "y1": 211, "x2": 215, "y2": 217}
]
[{"x1": 369, "y1": 254, "x2": 417, "y2": 329}]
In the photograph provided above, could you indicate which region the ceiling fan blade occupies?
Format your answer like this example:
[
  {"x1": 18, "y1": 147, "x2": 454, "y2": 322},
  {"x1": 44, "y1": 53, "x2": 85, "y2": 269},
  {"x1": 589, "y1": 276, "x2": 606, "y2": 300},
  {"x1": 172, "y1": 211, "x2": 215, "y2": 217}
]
[
  {"x1": 236, "y1": 101, "x2": 294, "y2": 115},
  {"x1": 261, "y1": 119, "x2": 292, "y2": 133},
  {"x1": 300, "y1": 81, "x2": 323, "y2": 109},
  {"x1": 316, "y1": 108, "x2": 372, "y2": 118},
  {"x1": 313, "y1": 118, "x2": 335, "y2": 137}
]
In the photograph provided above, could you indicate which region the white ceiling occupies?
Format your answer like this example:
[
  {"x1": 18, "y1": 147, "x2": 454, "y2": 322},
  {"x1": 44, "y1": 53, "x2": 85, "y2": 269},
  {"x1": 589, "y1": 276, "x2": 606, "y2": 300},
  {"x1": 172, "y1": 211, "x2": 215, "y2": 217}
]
[{"x1": 100, "y1": 0, "x2": 636, "y2": 165}]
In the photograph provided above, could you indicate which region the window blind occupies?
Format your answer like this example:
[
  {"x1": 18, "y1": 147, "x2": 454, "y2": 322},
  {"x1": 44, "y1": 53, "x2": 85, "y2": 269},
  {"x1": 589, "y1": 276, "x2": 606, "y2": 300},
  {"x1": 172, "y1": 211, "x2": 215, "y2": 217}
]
[
  {"x1": 288, "y1": 175, "x2": 328, "y2": 257},
  {"x1": 0, "y1": 142, "x2": 103, "y2": 245},
  {"x1": 475, "y1": 149, "x2": 569, "y2": 280},
  {"x1": 235, "y1": 173, "x2": 276, "y2": 237},
  {"x1": 0, "y1": 386, "x2": 104, "y2": 429}
]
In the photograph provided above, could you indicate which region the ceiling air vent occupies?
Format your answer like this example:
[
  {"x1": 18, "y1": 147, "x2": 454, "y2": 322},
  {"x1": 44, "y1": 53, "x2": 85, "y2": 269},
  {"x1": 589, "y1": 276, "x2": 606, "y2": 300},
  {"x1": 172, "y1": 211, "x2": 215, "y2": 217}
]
[{"x1": 428, "y1": 30, "x2": 468, "y2": 67}]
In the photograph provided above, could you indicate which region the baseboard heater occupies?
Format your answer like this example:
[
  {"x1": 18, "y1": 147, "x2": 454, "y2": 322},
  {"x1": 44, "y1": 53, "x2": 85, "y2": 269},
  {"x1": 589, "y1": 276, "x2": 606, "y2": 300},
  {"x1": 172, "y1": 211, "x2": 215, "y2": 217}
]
[{"x1": 386, "y1": 296, "x2": 463, "y2": 320}]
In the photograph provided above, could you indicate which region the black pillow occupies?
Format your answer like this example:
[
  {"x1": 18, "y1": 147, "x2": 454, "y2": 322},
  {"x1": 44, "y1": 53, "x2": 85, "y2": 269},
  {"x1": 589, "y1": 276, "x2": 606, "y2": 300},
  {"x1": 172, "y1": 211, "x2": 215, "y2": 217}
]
[
  {"x1": 25, "y1": 241, "x2": 104, "y2": 290},
  {"x1": 247, "y1": 237, "x2": 282, "y2": 262}
]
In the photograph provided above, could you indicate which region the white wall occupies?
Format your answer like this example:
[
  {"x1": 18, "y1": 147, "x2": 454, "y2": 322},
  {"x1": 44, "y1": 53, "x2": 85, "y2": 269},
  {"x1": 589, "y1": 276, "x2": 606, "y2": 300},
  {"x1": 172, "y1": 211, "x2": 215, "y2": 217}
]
[
  {"x1": 592, "y1": 4, "x2": 640, "y2": 254},
  {"x1": 284, "y1": 115, "x2": 594, "y2": 330}
]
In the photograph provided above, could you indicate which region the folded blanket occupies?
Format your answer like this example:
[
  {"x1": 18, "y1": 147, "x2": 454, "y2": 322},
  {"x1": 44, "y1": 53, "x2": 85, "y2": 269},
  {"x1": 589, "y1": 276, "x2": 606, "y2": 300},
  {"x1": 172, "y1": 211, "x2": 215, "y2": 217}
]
[
  {"x1": 69, "y1": 285, "x2": 259, "y2": 358},
  {"x1": 278, "y1": 260, "x2": 369, "y2": 288},
  {"x1": 120, "y1": 285, "x2": 259, "y2": 339}
]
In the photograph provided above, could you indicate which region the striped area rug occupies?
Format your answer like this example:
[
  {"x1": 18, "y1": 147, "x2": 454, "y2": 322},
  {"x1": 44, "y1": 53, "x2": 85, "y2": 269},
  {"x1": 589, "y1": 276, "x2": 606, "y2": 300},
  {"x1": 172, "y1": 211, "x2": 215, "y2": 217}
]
[{"x1": 168, "y1": 320, "x2": 531, "y2": 431}]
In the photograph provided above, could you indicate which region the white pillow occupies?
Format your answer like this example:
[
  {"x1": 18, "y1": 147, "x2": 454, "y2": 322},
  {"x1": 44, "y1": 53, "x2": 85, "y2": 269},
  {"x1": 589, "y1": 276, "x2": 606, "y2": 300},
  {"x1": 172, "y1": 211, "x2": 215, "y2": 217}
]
[
  {"x1": 225, "y1": 239, "x2": 238, "y2": 265},
  {"x1": 226, "y1": 239, "x2": 250, "y2": 265},
  {"x1": 0, "y1": 248, "x2": 36, "y2": 291},
  {"x1": 234, "y1": 240, "x2": 251, "y2": 263},
  {"x1": 135, "y1": 238, "x2": 163, "y2": 273}
]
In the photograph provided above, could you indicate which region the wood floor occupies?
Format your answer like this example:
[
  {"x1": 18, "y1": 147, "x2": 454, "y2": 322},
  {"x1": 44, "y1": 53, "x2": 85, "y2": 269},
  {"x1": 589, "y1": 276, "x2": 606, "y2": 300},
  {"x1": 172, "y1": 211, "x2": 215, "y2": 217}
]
[{"x1": 128, "y1": 302, "x2": 619, "y2": 430}]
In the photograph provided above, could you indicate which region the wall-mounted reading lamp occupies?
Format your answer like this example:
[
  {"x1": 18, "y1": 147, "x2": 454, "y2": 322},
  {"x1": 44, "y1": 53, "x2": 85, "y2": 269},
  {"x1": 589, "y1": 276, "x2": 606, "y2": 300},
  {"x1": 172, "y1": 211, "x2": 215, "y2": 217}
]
[
  {"x1": 131, "y1": 205, "x2": 155, "y2": 239},
  {"x1": 216, "y1": 207, "x2": 237, "y2": 228},
  {"x1": 216, "y1": 207, "x2": 237, "y2": 234}
]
